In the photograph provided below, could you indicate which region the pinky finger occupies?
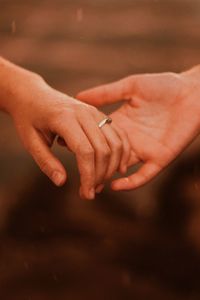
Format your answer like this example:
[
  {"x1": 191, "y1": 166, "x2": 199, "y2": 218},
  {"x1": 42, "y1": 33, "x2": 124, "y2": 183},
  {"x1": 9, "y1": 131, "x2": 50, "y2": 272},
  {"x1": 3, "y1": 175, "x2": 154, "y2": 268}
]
[
  {"x1": 111, "y1": 162, "x2": 161, "y2": 191},
  {"x1": 27, "y1": 131, "x2": 67, "y2": 186},
  {"x1": 111, "y1": 124, "x2": 131, "y2": 174}
]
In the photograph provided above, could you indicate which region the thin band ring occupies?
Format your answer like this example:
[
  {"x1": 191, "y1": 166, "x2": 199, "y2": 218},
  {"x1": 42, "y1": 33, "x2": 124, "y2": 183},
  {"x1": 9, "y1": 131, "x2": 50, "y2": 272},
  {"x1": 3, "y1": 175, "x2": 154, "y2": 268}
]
[{"x1": 98, "y1": 117, "x2": 112, "y2": 129}]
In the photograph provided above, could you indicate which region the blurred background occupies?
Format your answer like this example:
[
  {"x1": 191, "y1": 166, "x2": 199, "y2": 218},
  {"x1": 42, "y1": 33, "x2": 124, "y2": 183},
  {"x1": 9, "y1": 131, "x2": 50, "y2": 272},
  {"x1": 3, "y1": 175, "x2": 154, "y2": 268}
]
[{"x1": 0, "y1": 0, "x2": 200, "y2": 299}]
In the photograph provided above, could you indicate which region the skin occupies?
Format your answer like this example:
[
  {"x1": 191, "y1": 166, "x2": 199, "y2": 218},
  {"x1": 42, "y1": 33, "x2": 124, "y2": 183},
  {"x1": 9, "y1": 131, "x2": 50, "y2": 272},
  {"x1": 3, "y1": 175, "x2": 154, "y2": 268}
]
[
  {"x1": 0, "y1": 57, "x2": 131, "y2": 200},
  {"x1": 77, "y1": 65, "x2": 200, "y2": 191}
]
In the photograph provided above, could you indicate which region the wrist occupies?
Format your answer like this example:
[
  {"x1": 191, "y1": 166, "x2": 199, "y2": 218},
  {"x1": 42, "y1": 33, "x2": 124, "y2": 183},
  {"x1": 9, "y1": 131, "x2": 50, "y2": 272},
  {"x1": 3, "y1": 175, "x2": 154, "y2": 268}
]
[{"x1": 0, "y1": 57, "x2": 44, "y2": 115}]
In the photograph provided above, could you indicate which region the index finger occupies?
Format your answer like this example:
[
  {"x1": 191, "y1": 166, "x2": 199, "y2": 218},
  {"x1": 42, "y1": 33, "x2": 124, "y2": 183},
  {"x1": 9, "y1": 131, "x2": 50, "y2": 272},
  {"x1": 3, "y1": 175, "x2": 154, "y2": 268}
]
[
  {"x1": 55, "y1": 120, "x2": 95, "y2": 200},
  {"x1": 111, "y1": 162, "x2": 161, "y2": 191}
]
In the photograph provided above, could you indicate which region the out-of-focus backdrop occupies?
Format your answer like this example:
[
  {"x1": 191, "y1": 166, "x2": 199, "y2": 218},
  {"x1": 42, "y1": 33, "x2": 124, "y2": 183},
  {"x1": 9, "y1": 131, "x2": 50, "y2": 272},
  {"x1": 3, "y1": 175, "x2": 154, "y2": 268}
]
[{"x1": 0, "y1": 0, "x2": 200, "y2": 299}]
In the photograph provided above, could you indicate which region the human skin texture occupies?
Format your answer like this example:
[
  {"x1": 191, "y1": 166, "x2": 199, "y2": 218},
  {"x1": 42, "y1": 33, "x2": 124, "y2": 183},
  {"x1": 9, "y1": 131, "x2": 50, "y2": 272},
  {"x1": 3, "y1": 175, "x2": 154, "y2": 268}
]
[
  {"x1": 78, "y1": 66, "x2": 200, "y2": 191},
  {"x1": 0, "y1": 57, "x2": 131, "y2": 200}
]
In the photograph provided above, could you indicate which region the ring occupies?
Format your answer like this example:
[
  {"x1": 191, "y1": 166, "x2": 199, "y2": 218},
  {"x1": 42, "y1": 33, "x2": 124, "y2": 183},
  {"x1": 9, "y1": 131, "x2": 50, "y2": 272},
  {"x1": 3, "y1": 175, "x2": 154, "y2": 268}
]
[{"x1": 98, "y1": 117, "x2": 112, "y2": 129}]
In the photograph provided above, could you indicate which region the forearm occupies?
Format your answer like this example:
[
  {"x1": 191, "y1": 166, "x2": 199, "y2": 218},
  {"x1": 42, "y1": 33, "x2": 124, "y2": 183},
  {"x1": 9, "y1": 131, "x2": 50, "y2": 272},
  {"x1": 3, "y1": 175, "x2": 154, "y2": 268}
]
[{"x1": 0, "y1": 57, "x2": 41, "y2": 114}]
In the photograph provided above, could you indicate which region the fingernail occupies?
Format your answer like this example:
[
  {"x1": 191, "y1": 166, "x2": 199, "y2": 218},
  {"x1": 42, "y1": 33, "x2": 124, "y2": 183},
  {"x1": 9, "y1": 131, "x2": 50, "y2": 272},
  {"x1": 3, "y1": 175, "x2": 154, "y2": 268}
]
[
  {"x1": 96, "y1": 184, "x2": 104, "y2": 194},
  {"x1": 88, "y1": 188, "x2": 95, "y2": 200},
  {"x1": 52, "y1": 171, "x2": 65, "y2": 186}
]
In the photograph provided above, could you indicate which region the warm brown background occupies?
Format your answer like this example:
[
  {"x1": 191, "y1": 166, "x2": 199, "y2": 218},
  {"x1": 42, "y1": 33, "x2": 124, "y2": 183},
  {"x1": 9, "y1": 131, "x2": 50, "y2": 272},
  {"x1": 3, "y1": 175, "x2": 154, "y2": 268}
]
[{"x1": 0, "y1": 0, "x2": 200, "y2": 299}]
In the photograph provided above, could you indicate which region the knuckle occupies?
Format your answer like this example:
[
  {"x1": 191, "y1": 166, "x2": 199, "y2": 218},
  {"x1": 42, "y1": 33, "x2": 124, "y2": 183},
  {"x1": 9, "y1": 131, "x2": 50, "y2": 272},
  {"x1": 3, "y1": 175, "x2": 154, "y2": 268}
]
[
  {"x1": 114, "y1": 140, "x2": 123, "y2": 152},
  {"x1": 110, "y1": 139, "x2": 122, "y2": 154},
  {"x1": 78, "y1": 145, "x2": 94, "y2": 159},
  {"x1": 77, "y1": 104, "x2": 87, "y2": 113},
  {"x1": 98, "y1": 146, "x2": 111, "y2": 160},
  {"x1": 77, "y1": 103, "x2": 93, "y2": 114},
  {"x1": 89, "y1": 105, "x2": 98, "y2": 114},
  {"x1": 78, "y1": 104, "x2": 98, "y2": 117},
  {"x1": 51, "y1": 109, "x2": 76, "y2": 128},
  {"x1": 121, "y1": 77, "x2": 136, "y2": 96},
  {"x1": 128, "y1": 75, "x2": 139, "y2": 84},
  {"x1": 129, "y1": 75, "x2": 137, "y2": 82},
  {"x1": 165, "y1": 72, "x2": 175, "y2": 78}
]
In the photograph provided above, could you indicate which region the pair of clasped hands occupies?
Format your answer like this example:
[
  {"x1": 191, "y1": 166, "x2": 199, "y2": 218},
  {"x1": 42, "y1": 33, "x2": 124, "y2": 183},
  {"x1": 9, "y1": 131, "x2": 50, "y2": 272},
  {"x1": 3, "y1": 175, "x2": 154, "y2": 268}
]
[{"x1": 1, "y1": 58, "x2": 200, "y2": 200}]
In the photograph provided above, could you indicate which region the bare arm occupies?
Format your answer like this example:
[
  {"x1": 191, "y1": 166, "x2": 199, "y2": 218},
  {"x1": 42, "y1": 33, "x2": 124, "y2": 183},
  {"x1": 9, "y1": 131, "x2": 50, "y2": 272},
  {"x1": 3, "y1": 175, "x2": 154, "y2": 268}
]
[{"x1": 0, "y1": 57, "x2": 130, "y2": 199}]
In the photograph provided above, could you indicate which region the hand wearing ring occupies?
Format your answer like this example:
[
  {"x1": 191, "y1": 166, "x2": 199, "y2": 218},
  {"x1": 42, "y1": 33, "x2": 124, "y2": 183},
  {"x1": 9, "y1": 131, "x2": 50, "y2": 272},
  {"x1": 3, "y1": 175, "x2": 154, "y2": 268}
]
[
  {"x1": 98, "y1": 117, "x2": 112, "y2": 128},
  {"x1": 92, "y1": 112, "x2": 131, "y2": 190},
  {"x1": 57, "y1": 106, "x2": 131, "y2": 197}
]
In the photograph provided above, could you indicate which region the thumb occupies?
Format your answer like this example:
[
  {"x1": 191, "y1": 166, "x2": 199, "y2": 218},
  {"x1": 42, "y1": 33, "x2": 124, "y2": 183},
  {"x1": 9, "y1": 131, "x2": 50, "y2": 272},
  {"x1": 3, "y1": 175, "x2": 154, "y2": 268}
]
[
  {"x1": 25, "y1": 130, "x2": 67, "y2": 186},
  {"x1": 77, "y1": 78, "x2": 132, "y2": 107}
]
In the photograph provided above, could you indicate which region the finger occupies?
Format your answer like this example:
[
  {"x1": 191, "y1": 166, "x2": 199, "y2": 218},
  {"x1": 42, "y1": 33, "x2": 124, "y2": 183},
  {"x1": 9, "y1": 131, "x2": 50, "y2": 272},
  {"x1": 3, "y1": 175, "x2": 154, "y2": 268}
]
[
  {"x1": 99, "y1": 123, "x2": 123, "y2": 180},
  {"x1": 77, "y1": 111, "x2": 111, "y2": 186},
  {"x1": 57, "y1": 136, "x2": 72, "y2": 152},
  {"x1": 128, "y1": 150, "x2": 141, "y2": 167},
  {"x1": 77, "y1": 74, "x2": 147, "y2": 107},
  {"x1": 111, "y1": 162, "x2": 161, "y2": 191},
  {"x1": 90, "y1": 109, "x2": 125, "y2": 181},
  {"x1": 111, "y1": 123, "x2": 131, "y2": 174},
  {"x1": 96, "y1": 184, "x2": 105, "y2": 194},
  {"x1": 26, "y1": 130, "x2": 67, "y2": 186},
  {"x1": 77, "y1": 78, "x2": 133, "y2": 106},
  {"x1": 96, "y1": 148, "x2": 141, "y2": 194},
  {"x1": 55, "y1": 120, "x2": 95, "y2": 200}
]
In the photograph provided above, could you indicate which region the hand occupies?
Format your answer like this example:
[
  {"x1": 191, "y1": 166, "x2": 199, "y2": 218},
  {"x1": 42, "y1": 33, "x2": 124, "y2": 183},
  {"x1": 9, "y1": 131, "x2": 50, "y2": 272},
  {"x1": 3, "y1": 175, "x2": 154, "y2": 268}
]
[
  {"x1": 1, "y1": 64, "x2": 130, "y2": 199},
  {"x1": 77, "y1": 66, "x2": 200, "y2": 191}
]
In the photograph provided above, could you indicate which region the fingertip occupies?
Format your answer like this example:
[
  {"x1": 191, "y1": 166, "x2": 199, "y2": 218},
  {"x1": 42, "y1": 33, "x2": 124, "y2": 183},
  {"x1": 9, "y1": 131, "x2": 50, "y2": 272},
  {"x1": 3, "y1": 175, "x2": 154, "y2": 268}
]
[
  {"x1": 76, "y1": 92, "x2": 82, "y2": 99},
  {"x1": 88, "y1": 188, "x2": 95, "y2": 200},
  {"x1": 111, "y1": 177, "x2": 130, "y2": 191},
  {"x1": 52, "y1": 171, "x2": 67, "y2": 186},
  {"x1": 79, "y1": 187, "x2": 95, "y2": 201},
  {"x1": 76, "y1": 91, "x2": 88, "y2": 101},
  {"x1": 96, "y1": 184, "x2": 105, "y2": 194}
]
